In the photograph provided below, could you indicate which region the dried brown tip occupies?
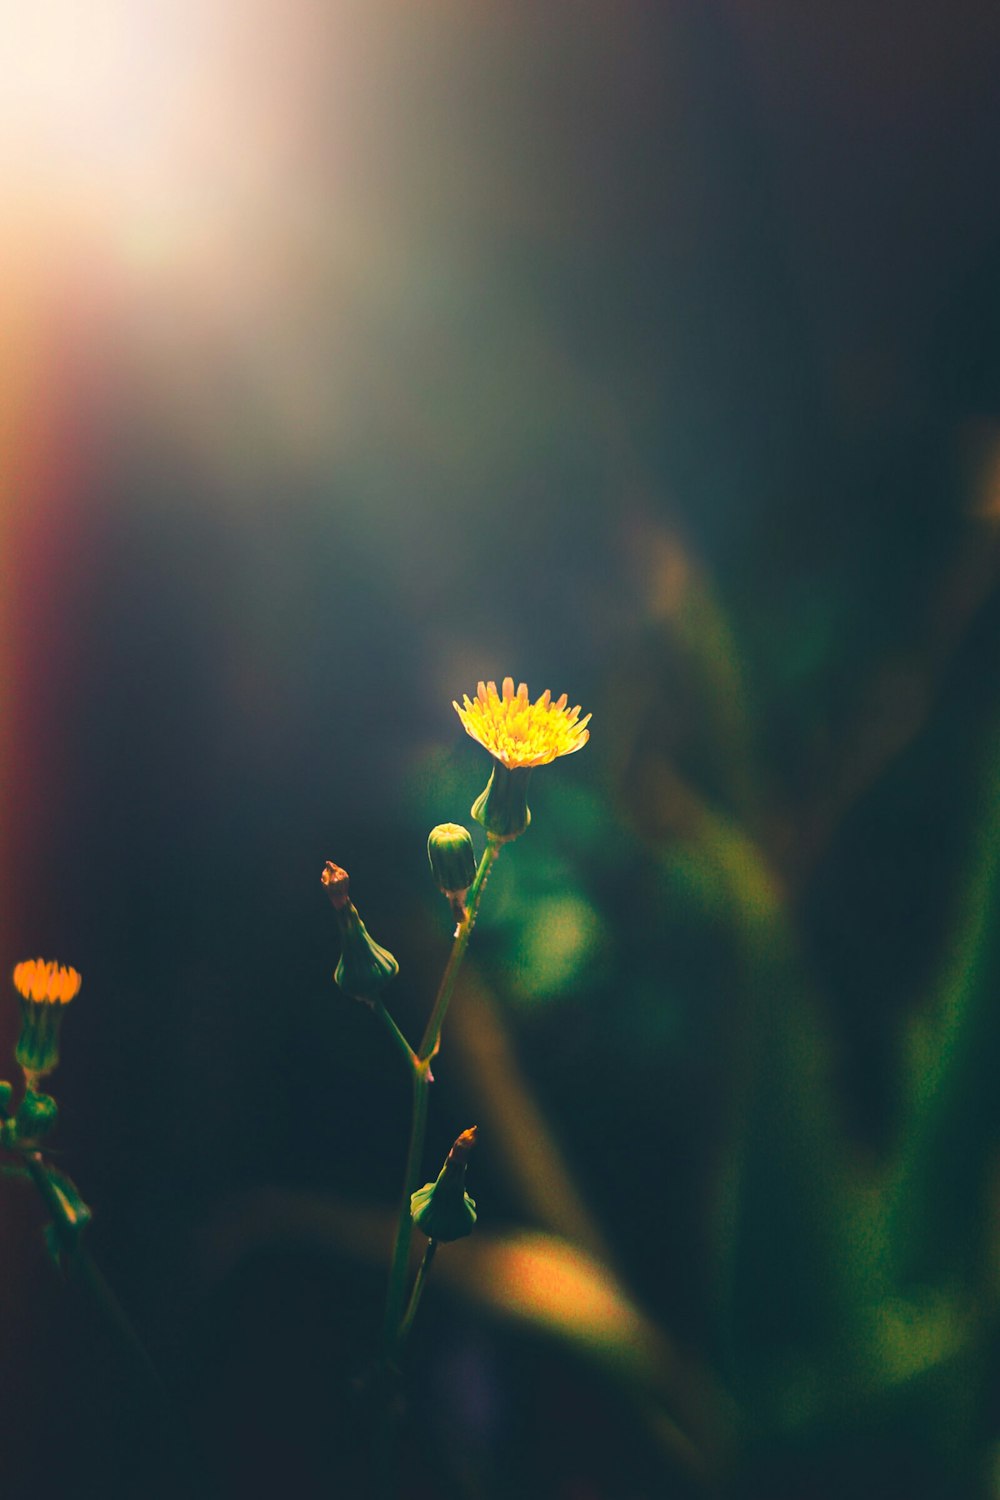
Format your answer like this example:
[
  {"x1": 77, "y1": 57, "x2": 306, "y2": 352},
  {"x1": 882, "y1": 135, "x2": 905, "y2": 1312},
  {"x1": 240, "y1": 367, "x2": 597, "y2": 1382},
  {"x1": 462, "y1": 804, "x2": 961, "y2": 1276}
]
[
  {"x1": 446, "y1": 1126, "x2": 478, "y2": 1169},
  {"x1": 321, "y1": 861, "x2": 351, "y2": 909}
]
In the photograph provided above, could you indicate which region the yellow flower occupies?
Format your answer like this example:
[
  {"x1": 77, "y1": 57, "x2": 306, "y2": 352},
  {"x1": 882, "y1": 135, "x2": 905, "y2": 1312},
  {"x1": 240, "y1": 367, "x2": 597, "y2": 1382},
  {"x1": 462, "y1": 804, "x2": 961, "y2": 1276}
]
[
  {"x1": 12, "y1": 959, "x2": 81, "y2": 1083},
  {"x1": 13, "y1": 960, "x2": 81, "y2": 1006},
  {"x1": 453, "y1": 678, "x2": 591, "y2": 770},
  {"x1": 455, "y1": 678, "x2": 591, "y2": 841}
]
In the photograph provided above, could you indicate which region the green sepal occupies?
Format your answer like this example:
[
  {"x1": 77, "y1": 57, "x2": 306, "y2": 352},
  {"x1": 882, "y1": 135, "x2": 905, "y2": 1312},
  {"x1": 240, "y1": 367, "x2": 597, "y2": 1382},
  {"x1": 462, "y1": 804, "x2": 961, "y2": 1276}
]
[
  {"x1": 333, "y1": 902, "x2": 399, "y2": 1003},
  {"x1": 410, "y1": 1126, "x2": 479, "y2": 1242},
  {"x1": 471, "y1": 764, "x2": 532, "y2": 842},
  {"x1": 410, "y1": 1180, "x2": 477, "y2": 1242},
  {"x1": 0, "y1": 1081, "x2": 13, "y2": 1116},
  {"x1": 15, "y1": 998, "x2": 66, "y2": 1079},
  {"x1": 15, "y1": 1090, "x2": 58, "y2": 1143}
]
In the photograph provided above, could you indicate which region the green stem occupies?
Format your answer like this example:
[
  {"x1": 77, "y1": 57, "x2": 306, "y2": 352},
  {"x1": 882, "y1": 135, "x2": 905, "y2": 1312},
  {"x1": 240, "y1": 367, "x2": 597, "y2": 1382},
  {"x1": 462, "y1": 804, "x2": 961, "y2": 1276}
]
[
  {"x1": 382, "y1": 1060, "x2": 431, "y2": 1359},
  {"x1": 381, "y1": 841, "x2": 501, "y2": 1360},
  {"x1": 418, "y1": 841, "x2": 500, "y2": 1064},
  {"x1": 22, "y1": 1150, "x2": 82, "y2": 1245},
  {"x1": 0, "y1": 1097, "x2": 210, "y2": 1488},
  {"x1": 375, "y1": 1001, "x2": 418, "y2": 1071},
  {"x1": 23, "y1": 1151, "x2": 163, "y2": 1386},
  {"x1": 18, "y1": 1149, "x2": 210, "y2": 1493},
  {"x1": 71, "y1": 1237, "x2": 169, "y2": 1399},
  {"x1": 398, "y1": 1239, "x2": 438, "y2": 1344}
]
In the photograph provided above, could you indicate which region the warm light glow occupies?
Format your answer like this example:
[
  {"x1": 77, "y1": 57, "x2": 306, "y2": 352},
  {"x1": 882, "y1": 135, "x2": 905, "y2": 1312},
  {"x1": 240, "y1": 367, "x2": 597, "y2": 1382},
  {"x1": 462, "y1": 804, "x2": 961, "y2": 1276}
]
[
  {"x1": 454, "y1": 678, "x2": 591, "y2": 770},
  {"x1": 2, "y1": 3, "x2": 213, "y2": 218},
  {"x1": 0, "y1": 0, "x2": 343, "y2": 281},
  {"x1": 0, "y1": 0, "x2": 383, "y2": 491},
  {"x1": 12, "y1": 958, "x2": 81, "y2": 1005},
  {"x1": 447, "y1": 1231, "x2": 662, "y2": 1378}
]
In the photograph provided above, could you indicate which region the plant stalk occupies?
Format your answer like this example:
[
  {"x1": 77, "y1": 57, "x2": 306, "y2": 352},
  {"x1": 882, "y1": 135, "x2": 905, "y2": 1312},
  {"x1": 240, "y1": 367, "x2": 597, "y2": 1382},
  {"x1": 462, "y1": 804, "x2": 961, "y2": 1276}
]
[
  {"x1": 16, "y1": 1147, "x2": 209, "y2": 1494},
  {"x1": 418, "y1": 841, "x2": 500, "y2": 1064},
  {"x1": 382, "y1": 1059, "x2": 431, "y2": 1357},
  {"x1": 381, "y1": 840, "x2": 500, "y2": 1360},
  {"x1": 398, "y1": 1239, "x2": 438, "y2": 1345}
]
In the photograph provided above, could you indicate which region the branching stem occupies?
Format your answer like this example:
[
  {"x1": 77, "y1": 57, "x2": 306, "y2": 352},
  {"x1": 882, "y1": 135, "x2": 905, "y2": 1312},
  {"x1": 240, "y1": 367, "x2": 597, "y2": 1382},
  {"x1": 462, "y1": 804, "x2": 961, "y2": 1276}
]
[{"x1": 381, "y1": 840, "x2": 500, "y2": 1361}]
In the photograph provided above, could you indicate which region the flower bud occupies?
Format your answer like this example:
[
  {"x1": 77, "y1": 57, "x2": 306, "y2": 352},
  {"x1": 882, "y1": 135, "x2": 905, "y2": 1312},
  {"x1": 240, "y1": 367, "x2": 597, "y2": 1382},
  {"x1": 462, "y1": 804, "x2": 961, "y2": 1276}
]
[
  {"x1": 15, "y1": 1090, "x2": 58, "y2": 1142},
  {"x1": 471, "y1": 764, "x2": 532, "y2": 842},
  {"x1": 320, "y1": 861, "x2": 351, "y2": 910},
  {"x1": 12, "y1": 960, "x2": 81, "y2": 1084},
  {"x1": 427, "y1": 824, "x2": 476, "y2": 899},
  {"x1": 335, "y1": 910, "x2": 399, "y2": 1003},
  {"x1": 323, "y1": 863, "x2": 399, "y2": 1003},
  {"x1": 0, "y1": 1081, "x2": 12, "y2": 1116},
  {"x1": 410, "y1": 1126, "x2": 478, "y2": 1242}
]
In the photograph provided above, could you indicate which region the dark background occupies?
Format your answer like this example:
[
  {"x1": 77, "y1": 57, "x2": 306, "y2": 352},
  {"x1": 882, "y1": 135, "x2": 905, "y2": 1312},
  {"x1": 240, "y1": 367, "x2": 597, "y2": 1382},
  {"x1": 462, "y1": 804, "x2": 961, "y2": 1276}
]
[{"x1": 5, "y1": 2, "x2": 1000, "y2": 1495}]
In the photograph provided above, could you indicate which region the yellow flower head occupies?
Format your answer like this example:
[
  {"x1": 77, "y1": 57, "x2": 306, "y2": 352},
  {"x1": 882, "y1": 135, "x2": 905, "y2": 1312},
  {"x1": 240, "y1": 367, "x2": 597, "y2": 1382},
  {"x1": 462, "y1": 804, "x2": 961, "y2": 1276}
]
[
  {"x1": 12, "y1": 959, "x2": 81, "y2": 1006},
  {"x1": 13, "y1": 960, "x2": 80, "y2": 1083},
  {"x1": 453, "y1": 678, "x2": 591, "y2": 770}
]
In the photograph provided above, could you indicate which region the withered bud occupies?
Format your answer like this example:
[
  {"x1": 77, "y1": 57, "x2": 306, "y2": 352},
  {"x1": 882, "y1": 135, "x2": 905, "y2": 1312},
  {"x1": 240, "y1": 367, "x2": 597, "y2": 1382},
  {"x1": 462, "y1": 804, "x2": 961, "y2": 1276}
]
[
  {"x1": 321, "y1": 861, "x2": 351, "y2": 910},
  {"x1": 445, "y1": 1125, "x2": 478, "y2": 1167},
  {"x1": 410, "y1": 1125, "x2": 479, "y2": 1242}
]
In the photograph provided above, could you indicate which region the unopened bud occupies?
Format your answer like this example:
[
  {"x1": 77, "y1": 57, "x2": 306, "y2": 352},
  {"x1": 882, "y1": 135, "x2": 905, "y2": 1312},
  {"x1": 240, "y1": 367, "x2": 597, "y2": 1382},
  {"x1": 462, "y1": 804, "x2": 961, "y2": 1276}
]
[
  {"x1": 410, "y1": 1126, "x2": 479, "y2": 1242},
  {"x1": 15, "y1": 1090, "x2": 58, "y2": 1142},
  {"x1": 12, "y1": 959, "x2": 81, "y2": 1083},
  {"x1": 471, "y1": 764, "x2": 532, "y2": 842},
  {"x1": 323, "y1": 864, "x2": 399, "y2": 1003},
  {"x1": 321, "y1": 861, "x2": 351, "y2": 910},
  {"x1": 427, "y1": 824, "x2": 476, "y2": 907}
]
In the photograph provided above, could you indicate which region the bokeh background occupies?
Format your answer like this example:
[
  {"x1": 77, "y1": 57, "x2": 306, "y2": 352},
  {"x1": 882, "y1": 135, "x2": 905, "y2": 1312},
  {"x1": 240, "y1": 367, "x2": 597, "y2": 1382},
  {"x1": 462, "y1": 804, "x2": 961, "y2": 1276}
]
[{"x1": 4, "y1": 3, "x2": 1000, "y2": 1496}]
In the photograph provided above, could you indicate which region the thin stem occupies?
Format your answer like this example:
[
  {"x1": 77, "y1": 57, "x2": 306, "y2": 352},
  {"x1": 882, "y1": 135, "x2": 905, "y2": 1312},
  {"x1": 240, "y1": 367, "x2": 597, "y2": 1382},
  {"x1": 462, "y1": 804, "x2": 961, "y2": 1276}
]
[
  {"x1": 0, "y1": 1092, "x2": 206, "y2": 1500},
  {"x1": 382, "y1": 1060, "x2": 431, "y2": 1359},
  {"x1": 21, "y1": 1150, "x2": 78, "y2": 1241},
  {"x1": 374, "y1": 838, "x2": 503, "y2": 1500},
  {"x1": 418, "y1": 841, "x2": 500, "y2": 1064},
  {"x1": 398, "y1": 1239, "x2": 438, "y2": 1344},
  {"x1": 381, "y1": 842, "x2": 501, "y2": 1361},
  {"x1": 374, "y1": 1001, "x2": 418, "y2": 1072},
  {"x1": 73, "y1": 1238, "x2": 170, "y2": 1396},
  {"x1": 23, "y1": 1151, "x2": 164, "y2": 1390}
]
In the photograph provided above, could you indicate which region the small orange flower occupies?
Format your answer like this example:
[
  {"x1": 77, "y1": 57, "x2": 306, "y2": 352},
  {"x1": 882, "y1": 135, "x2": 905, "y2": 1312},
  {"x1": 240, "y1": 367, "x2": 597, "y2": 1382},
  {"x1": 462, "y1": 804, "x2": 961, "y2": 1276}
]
[
  {"x1": 12, "y1": 960, "x2": 81, "y2": 1083},
  {"x1": 12, "y1": 959, "x2": 81, "y2": 1006},
  {"x1": 453, "y1": 678, "x2": 591, "y2": 770}
]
